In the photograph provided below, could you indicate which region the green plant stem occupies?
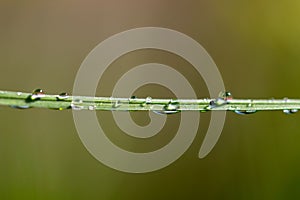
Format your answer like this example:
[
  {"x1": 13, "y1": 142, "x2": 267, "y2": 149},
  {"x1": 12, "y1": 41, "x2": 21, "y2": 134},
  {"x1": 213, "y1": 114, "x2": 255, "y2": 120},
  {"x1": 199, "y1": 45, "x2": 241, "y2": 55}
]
[{"x1": 1, "y1": 90, "x2": 300, "y2": 112}]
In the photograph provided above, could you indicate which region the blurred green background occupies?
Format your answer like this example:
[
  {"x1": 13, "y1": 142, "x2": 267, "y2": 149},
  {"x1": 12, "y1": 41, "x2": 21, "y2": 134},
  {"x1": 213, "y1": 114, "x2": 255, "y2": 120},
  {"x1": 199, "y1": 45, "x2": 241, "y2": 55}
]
[{"x1": 1, "y1": 1, "x2": 300, "y2": 199}]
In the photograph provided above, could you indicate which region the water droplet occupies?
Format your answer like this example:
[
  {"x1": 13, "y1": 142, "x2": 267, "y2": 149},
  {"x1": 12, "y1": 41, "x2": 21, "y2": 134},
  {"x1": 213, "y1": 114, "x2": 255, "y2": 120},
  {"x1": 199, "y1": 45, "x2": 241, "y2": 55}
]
[
  {"x1": 152, "y1": 101, "x2": 180, "y2": 115},
  {"x1": 207, "y1": 91, "x2": 233, "y2": 109},
  {"x1": 140, "y1": 96, "x2": 152, "y2": 107},
  {"x1": 17, "y1": 92, "x2": 22, "y2": 96},
  {"x1": 88, "y1": 105, "x2": 96, "y2": 111},
  {"x1": 283, "y1": 109, "x2": 298, "y2": 114},
  {"x1": 208, "y1": 97, "x2": 227, "y2": 109},
  {"x1": 29, "y1": 89, "x2": 45, "y2": 101},
  {"x1": 152, "y1": 110, "x2": 180, "y2": 115},
  {"x1": 129, "y1": 96, "x2": 138, "y2": 104},
  {"x1": 234, "y1": 110, "x2": 257, "y2": 115},
  {"x1": 145, "y1": 96, "x2": 152, "y2": 104},
  {"x1": 56, "y1": 92, "x2": 69, "y2": 101},
  {"x1": 10, "y1": 105, "x2": 31, "y2": 109},
  {"x1": 219, "y1": 91, "x2": 233, "y2": 100},
  {"x1": 112, "y1": 100, "x2": 121, "y2": 108},
  {"x1": 165, "y1": 100, "x2": 179, "y2": 110},
  {"x1": 215, "y1": 98, "x2": 227, "y2": 105},
  {"x1": 71, "y1": 99, "x2": 83, "y2": 110}
]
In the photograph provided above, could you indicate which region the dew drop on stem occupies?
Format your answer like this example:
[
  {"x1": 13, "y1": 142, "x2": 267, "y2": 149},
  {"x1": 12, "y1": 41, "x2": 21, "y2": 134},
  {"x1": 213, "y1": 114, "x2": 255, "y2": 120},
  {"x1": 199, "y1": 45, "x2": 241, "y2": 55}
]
[
  {"x1": 165, "y1": 100, "x2": 179, "y2": 111},
  {"x1": 208, "y1": 98, "x2": 227, "y2": 109},
  {"x1": 145, "y1": 96, "x2": 152, "y2": 104},
  {"x1": 208, "y1": 91, "x2": 232, "y2": 109},
  {"x1": 112, "y1": 100, "x2": 121, "y2": 108},
  {"x1": 152, "y1": 100, "x2": 180, "y2": 115},
  {"x1": 57, "y1": 92, "x2": 69, "y2": 101},
  {"x1": 234, "y1": 110, "x2": 257, "y2": 115},
  {"x1": 88, "y1": 105, "x2": 96, "y2": 111},
  {"x1": 27, "y1": 89, "x2": 45, "y2": 101},
  {"x1": 129, "y1": 96, "x2": 137, "y2": 104},
  {"x1": 140, "y1": 96, "x2": 152, "y2": 108},
  {"x1": 10, "y1": 105, "x2": 31, "y2": 109},
  {"x1": 152, "y1": 110, "x2": 180, "y2": 115},
  {"x1": 71, "y1": 99, "x2": 83, "y2": 110},
  {"x1": 218, "y1": 91, "x2": 233, "y2": 100},
  {"x1": 283, "y1": 109, "x2": 298, "y2": 114}
]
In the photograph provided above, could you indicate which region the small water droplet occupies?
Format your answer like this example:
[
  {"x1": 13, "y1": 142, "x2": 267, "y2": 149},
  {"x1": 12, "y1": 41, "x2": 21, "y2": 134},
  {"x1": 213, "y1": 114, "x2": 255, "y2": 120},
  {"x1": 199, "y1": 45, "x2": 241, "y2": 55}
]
[
  {"x1": 145, "y1": 96, "x2": 152, "y2": 104},
  {"x1": 112, "y1": 100, "x2": 121, "y2": 108},
  {"x1": 10, "y1": 105, "x2": 31, "y2": 109},
  {"x1": 208, "y1": 97, "x2": 227, "y2": 109},
  {"x1": 152, "y1": 101, "x2": 180, "y2": 115},
  {"x1": 57, "y1": 92, "x2": 69, "y2": 101},
  {"x1": 29, "y1": 89, "x2": 45, "y2": 101},
  {"x1": 140, "y1": 96, "x2": 152, "y2": 107},
  {"x1": 208, "y1": 100, "x2": 216, "y2": 107},
  {"x1": 216, "y1": 98, "x2": 227, "y2": 105},
  {"x1": 165, "y1": 100, "x2": 179, "y2": 110},
  {"x1": 219, "y1": 91, "x2": 233, "y2": 100},
  {"x1": 283, "y1": 109, "x2": 298, "y2": 114},
  {"x1": 129, "y1": 96, "x2": 137, "y2": 104},
  {"x1": 71, "y1": 99, "x2": 83, "y2": 110},
  {"x1": 88, "y1": 105, "x2": 96, "y2": 111},
  {"x1": 152, "y1": 110, "x2": 180, "y2": 115},
  {"x1": 234, "y1": 110, "x2": 257, "y2": 115},
  {"x1": 17, "y1": 92, "x2": 22, "y2": 96}
]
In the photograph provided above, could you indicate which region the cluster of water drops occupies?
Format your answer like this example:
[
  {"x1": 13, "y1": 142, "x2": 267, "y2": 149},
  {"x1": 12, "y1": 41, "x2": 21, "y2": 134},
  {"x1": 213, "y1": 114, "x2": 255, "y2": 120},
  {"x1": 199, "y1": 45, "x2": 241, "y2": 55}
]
[
  {"x1": 70, "y1": 98, "x2": 83, "y2": 111},
  {"x1": 207, "y1": 91, "x2": 254, "y2": 115},
  {"x1": 206, "y1": 91, "x2": 253, "y2": 115},
  {"x1": 130, "y1": 95, "x2": 180, "y2": 115},
  {"x1": 153, "y1": 100, "x2": 180, "y2": 115},
  {"x1": 207, "y1": 92, "x2": 298, "y2": 115},
  {"x1": 12, "y1": 89, "x2": 70, "y2": 110},
  {"x1": 7, "y1": 89, "x2": 300, "y2": 115},
  {"x1": 207, "y1": 91, "x2": 232, "y2": 109},
  {"x1": 283, "y1": 97, "x2": 298, "y2": 114}
]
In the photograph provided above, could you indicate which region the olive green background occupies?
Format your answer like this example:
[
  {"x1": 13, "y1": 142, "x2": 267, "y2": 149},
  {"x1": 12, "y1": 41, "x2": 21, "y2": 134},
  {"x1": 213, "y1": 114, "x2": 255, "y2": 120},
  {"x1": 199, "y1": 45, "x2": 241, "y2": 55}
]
[{"x1": 1, "y1": 1, "x2": 300, "y2": 199}]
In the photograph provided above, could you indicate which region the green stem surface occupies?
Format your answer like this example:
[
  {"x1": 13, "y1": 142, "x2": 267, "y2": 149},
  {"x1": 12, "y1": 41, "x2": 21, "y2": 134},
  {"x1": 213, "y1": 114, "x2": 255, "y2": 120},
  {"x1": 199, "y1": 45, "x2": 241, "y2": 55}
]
[{"x1": 1, "y1": 90, "x2": 300, "y2": 112}]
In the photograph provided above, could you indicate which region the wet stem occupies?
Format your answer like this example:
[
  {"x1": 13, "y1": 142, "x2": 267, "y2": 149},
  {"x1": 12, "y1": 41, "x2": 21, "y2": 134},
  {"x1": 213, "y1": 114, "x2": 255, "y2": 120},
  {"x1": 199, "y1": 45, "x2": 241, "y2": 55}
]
[{"x1": 0, "y1": 89, "x2": 300, "y2": 114}]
